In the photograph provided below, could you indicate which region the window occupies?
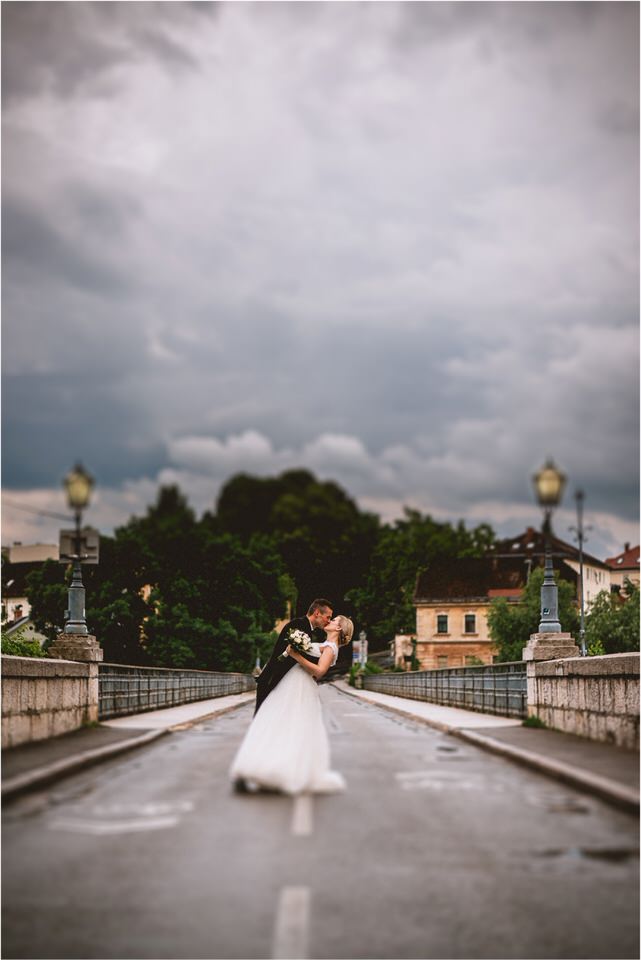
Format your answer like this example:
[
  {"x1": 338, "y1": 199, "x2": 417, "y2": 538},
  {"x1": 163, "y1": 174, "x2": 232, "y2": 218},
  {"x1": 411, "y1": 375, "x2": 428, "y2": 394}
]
[
  {"x1": 437, "y1": 655, "x2": 448, "y2": 668},
  {"x1": 437, "y1": 615, "x2": 448, "y2": 634},
  {"x1": 464, "y1": 614, "x2": 476, "y2": 634}
]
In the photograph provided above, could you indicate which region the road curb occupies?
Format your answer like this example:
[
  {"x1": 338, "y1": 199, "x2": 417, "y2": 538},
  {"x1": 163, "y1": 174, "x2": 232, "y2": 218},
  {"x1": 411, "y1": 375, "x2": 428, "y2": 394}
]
[
  {"x1": 453, "y1": 728, "x2": 639, "y2": 816},
  {"x1": 165, "y1": 694, "x2": 255, "y2": 730},
  {"x1": 333, "y1": 682, "x2": 639, "y2": 816},
  {"x1": 2, "y1": 695, "x2": 255, "y2": 802},
  {"x1": 1, "y1": 728, "x2": 168, "y2": 802}
]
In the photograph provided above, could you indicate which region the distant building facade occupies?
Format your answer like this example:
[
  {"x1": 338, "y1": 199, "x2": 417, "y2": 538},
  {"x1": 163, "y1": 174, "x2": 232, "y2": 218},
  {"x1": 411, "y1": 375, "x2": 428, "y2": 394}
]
[
  {"x1": 1, "y1": 542, "x2": 58, "y2": 625},
  {"x1": 409, "y1": 527, "x2": 611, "y2": 671},
  {"x1": 605, "y1": 543, "x2": 640, "y2": 596}
]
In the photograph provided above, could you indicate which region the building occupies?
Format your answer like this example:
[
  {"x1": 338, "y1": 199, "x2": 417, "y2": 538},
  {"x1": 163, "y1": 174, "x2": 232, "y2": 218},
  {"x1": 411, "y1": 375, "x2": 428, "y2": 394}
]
[
  {"x1": 491, "y1": 527, "x2": 611, "y2": 610},
  {"x1": 605, "y1": 543, "x2": 640, "y2": 596},
  {"x1": 1, "y1": 543, "x2": 59, "y2": 625},
  {"x1": 410, "y1": 556, "x2": 525, "y2": 668},
  {"x1": 408, "y1": 526, "x2": 611, "y2": 670}
]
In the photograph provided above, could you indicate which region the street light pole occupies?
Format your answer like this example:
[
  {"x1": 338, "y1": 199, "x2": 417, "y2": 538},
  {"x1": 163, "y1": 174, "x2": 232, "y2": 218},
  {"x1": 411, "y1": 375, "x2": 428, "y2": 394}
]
[
  {"x1": 533, "y1": 459, "x2": 566, "y2": 633},
  {"x1": 522, "y1": 459, "x2": 580, "y2": 667},
  {"x1": 48, "y1": 463, "x2": 103, "y2": 663},
  {"x1": 63, "y1": 465, "x2": 94, "y2": 636},
  {"x1": 570, "y1": 489, "x2": 588, "y2": 656}
]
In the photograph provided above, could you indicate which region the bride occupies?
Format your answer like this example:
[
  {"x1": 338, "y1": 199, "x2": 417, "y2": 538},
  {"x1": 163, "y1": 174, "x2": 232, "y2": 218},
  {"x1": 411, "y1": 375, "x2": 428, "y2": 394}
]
[{"x1": 229, "y1": 615, "x2": 354, "y2": 795}]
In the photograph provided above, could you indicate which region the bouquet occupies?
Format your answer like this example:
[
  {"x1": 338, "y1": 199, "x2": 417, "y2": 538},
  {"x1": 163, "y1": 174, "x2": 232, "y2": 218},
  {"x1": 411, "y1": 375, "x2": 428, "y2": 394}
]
[{"x1": 277, "y1": 628, "x2": 313, "y2": 662}]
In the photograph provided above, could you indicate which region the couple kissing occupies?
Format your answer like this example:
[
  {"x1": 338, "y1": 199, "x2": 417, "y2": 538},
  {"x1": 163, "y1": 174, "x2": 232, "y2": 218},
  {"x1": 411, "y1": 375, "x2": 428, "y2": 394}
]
[{"x1": 230, "y1": 599, "x2": 354, "y2": 795}]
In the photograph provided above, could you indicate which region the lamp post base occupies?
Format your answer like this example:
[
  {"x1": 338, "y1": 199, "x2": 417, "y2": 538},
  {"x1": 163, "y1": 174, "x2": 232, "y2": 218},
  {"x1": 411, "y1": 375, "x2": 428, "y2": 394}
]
[
  {"x1": 48, "y1": 633, "x2": 104, "y2": 663},
  {"x1": 522, "y1": 632, "x2": 580, "y2": 662}
]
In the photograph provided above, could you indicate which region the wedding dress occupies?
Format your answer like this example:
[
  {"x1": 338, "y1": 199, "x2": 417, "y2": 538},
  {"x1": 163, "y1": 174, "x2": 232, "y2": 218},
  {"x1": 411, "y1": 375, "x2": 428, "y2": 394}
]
[{"x1": 229, "y1": 641, "x2": 346, "y2": 795}]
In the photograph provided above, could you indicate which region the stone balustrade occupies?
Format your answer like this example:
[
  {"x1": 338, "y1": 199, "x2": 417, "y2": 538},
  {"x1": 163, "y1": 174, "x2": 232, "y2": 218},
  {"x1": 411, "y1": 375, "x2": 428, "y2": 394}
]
[
  {"x1": 1, "y1": 656, "x2": 256, "y2": 749},
  {"x1": 526, "y1": 652, "x2": 639, "y2": 749},
  {"x1": 1, "y1": 655, "x2": 98, "y2": 749}
]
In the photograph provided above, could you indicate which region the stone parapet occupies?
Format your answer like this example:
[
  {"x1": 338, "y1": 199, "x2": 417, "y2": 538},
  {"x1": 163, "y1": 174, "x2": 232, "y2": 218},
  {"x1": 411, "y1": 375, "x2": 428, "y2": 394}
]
[
  {"x1": 527, "y1": 652, "x2": 639, "y2": 749},
  {"x1": 1, "y1": 655, "x2": 98, "y2": 749},
  {"x1": 522, "y1": 632, "x2": 580, "y2": 661}
]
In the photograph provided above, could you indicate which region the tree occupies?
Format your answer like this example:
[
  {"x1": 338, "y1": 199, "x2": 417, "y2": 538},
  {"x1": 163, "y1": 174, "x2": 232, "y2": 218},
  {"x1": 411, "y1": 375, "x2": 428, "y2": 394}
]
[
  {"x1": 24, "y1": 560, "x2": 68, "y2": 646},
  {"x1": 487, "y1": 566, "x2": 579, "y2": 662},
  {"x1": 216, "y1": 469, "x2": 379, "y2": 615},
  {"x1": 25, "y1": 484, "x2": 290, "y2": 672},
  {"x1": 584, "y1": 580, "x2": 640, "y2": 655},
  {"x1": 349, "y1": 510, "x2": 496, "y2": 649}
]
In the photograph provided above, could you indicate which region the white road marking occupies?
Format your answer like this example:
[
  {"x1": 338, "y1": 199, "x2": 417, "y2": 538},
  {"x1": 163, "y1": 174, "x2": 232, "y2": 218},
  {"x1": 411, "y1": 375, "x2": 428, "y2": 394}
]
[
  {"x1": 48, "y1": 816, "x2": 179, "y2": 835},
  {"x1": 291, "y1": 793, "x2": 313, "y2": 836},
  {"x1": 395, "y1": 770, "x2": 505, "y2": 792},
  {"x1": 91, "y1": 801, "x2": 193, "y2": 816},
  {"x1": 272, "y1": 886, "x2": 310, "y2": 959}
]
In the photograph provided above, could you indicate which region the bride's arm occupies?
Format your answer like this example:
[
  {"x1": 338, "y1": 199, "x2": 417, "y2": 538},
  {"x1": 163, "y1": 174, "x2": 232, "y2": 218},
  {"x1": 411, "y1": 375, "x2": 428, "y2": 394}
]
[{"x1": 287, "y1": 645, "x2": 334, "y2": 680}]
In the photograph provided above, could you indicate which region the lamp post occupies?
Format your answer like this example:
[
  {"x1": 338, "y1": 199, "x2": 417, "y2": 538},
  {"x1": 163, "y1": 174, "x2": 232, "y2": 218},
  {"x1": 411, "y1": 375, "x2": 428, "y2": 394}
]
[
  {"x1": 532, "y1": 458, "x2": 566, "y2": 633},
  {"x1": 62, "y1": 463, "x2": 94, "y2": 635},
  {"x1": 48, "y1": 463, "x2": 103, "y2": 663},
  {"x1": 570, "y1": 489, "x2": 588, "y2": 656}
]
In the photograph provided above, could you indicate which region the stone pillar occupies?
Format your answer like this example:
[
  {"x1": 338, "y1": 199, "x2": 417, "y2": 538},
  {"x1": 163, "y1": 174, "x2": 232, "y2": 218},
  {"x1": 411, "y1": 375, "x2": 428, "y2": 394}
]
[
  {"x1": 523, "y1": 632, "x2": 579, "y2": 721},
  {"x1": 522, "y1": 632, "x2": 580, "y2": 662},
  {"x1": 48, "y1": 634, "x2": 103, "y2": 662}
]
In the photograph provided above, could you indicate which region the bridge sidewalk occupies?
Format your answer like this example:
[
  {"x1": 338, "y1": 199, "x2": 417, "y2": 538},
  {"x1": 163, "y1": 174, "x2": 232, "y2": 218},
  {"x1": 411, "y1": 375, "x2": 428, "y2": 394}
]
[
  {"x1": 334, "y1": 680, "x2": 639, "y2": 814},
  {"x1": 1, "y1": 691, "x2": 254, "y2": 801},
  {"x1": 3, "y1": 683, "x2": 638, "y2": 814}
]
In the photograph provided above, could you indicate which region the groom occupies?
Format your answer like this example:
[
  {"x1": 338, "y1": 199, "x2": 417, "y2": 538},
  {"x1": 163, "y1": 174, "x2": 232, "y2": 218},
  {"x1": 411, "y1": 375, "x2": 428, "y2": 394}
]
[{"x1": 254, "y1": 598, "x2": 333, "y2": 714}]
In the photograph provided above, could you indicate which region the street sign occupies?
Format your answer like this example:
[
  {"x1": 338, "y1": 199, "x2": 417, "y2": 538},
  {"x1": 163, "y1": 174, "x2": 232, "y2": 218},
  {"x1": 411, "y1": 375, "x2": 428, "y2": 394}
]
[{"x1": 59, "y1": 528, "x2": 100, "y2": 564}]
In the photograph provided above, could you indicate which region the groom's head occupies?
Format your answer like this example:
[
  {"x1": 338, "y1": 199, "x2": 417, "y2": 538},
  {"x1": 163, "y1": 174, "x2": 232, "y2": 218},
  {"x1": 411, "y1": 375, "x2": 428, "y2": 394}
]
[{"x1": 307, "y1": 599, "x2": 333, "y2": 629}]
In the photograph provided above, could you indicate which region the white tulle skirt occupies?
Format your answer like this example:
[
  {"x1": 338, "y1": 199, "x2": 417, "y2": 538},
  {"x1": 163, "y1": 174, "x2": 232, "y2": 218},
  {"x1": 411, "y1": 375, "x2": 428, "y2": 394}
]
[{"x1": 229, "y1": 664, "x2": 345, "y2": 795}]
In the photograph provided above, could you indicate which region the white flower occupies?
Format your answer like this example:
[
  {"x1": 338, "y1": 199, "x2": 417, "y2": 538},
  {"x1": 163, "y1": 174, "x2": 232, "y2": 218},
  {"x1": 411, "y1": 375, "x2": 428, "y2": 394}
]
[{"x1": 277, "y1": 628, "x2": 313, "y2": 661}]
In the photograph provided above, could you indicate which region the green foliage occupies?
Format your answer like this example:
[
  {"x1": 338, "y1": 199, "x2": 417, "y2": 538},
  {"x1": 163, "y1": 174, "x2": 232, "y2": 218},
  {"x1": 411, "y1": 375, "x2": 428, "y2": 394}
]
[
  {"x1": 488, "y1": 566, "x2": 579, "y2": 662},
  {"x1": 522, "y1": 714, "x2": 547, "y2": 728},
  {"x1": 348, "y1": 509, "x2": 495, "y2": 649},
  {"x1": 348, "y1": 661, "x2": 384, "y2": 686},
  {"x1": 584, "y1": 580, "x2": 640, "y2": 654},
  {"x1": 1, "y1": 628, "x2": 47, "y2": 658},
  {"x1": 20, "y1": 470, "x2": 501, "y2": 674},
  {"x1": 23, "y1": 560, "x2": 68, "y2": 645},
  {"x1": 215, "y1": 470, "x2": 379, "y2": 613}
]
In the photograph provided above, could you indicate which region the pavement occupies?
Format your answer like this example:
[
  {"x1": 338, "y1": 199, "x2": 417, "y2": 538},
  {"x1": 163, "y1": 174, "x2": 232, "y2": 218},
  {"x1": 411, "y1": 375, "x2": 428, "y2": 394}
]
[
  {"x1": 1, "y1": 691, "x2": 255, "y2": 801},
  {"x1": 2, "y1": 681, "x2": 638, "y2": 814}
]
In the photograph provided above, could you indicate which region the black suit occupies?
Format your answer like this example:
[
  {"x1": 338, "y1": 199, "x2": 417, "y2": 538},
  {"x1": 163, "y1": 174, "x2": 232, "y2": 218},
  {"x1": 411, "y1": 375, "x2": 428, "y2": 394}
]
[{"x1": 254, "y1": 616, "x2": 322, "y2": 714}]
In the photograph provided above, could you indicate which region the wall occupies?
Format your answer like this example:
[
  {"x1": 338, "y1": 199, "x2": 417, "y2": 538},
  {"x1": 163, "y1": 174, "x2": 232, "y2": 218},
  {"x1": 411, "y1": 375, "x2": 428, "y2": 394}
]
[
  {"x1": 2, "y1": 655, "x2": 98, "y2": 748},
  {"x1": 564, "y1": 558, "x2": 612, "y2": 607},
  {"x1": 527, "y1": 652, "x2": 639, "y2": 749},
  {"x1": 415, "y1": 602, "x2": 496, "y2": 668},
  {"x1": 2, "y1": 657, "x2": 257, "y2": 748}
]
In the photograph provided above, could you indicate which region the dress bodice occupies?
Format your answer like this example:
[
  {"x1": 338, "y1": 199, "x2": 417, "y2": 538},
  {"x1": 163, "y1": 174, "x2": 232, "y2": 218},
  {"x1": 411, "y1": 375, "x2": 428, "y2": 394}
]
[{"x1": 310, "y1": 640, "x2": 338, "y2": 667}]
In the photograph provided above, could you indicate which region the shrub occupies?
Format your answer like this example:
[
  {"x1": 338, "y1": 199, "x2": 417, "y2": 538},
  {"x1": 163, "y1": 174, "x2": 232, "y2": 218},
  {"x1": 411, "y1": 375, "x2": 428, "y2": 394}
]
[{"x1": 1, "y1": 630, "x2": 47, "y2": 658}]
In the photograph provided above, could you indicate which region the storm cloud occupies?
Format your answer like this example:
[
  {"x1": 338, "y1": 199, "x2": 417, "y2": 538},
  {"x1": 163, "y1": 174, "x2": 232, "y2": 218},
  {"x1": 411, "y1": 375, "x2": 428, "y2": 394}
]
[{"x1": 2, "y1": 1, "x2": 638, "y2": 558}]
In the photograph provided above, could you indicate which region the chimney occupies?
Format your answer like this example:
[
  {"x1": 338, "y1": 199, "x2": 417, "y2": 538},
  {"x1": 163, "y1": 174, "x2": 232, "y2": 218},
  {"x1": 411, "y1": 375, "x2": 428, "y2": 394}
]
[{"x1": 624, "y1": 542, "x2": 630, "y2": 553}]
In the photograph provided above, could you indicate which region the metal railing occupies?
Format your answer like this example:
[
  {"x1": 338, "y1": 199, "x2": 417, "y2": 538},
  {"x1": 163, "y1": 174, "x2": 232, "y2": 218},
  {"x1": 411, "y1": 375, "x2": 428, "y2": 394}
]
[
  {"x1": 98, "y1": 663, "x2": 255, "y2": 720},
  {"x1": 362, "y1": 661, "x2": 527, "y2": 719}
]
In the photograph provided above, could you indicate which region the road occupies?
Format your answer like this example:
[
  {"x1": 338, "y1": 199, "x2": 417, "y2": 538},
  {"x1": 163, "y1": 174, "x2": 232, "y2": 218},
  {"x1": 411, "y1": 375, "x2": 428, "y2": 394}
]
[{"x1": 2, "y1": 685, "x2": 639, "y2": 959}]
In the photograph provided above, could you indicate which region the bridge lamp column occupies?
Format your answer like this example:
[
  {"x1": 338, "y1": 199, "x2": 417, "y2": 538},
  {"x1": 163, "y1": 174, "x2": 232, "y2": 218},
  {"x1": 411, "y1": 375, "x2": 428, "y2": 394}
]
[
  {"x1": 49, "y1": 463, "x2": 103, "y2": 664},
  {"x1": 532, "y1": 459, "x2": 566, "y2": 633},
  {"x1": 63, "y1": 463, "x2": 94, "y2": 636}
]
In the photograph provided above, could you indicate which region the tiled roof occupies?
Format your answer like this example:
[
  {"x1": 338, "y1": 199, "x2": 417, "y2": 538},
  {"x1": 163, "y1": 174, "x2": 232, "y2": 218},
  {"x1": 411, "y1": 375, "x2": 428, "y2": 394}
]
[
  {"x1": 490, "y1": 526, "x2": 609, "y2": 570},
  {"x1": 413, "y1": 554, "x2": 577, "y2": 603},
  {"x1": 605, "y1": 544, "x2": 640, "y2": 570},
  {"x1": 2, "y1": 561, "x2": 48, "y2": 598}
]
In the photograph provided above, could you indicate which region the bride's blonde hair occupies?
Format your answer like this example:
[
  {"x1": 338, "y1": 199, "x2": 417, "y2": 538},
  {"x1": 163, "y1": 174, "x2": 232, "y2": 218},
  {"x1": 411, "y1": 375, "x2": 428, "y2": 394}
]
[{"x1": 336, "y1": 615, "x2": 354, "y2": 647}]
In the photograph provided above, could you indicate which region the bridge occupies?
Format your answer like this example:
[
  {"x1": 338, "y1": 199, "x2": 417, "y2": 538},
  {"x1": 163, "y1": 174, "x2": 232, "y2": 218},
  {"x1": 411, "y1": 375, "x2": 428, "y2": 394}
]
[{"x1": 2, "y1": 662, "x2": 639, "y2": 960}]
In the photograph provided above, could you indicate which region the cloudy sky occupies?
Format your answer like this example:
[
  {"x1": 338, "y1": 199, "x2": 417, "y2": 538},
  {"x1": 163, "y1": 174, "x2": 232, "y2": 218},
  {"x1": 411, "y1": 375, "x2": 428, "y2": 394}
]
[{"x1": 2, "y1": 1, "x2": 639, "y2": 559}]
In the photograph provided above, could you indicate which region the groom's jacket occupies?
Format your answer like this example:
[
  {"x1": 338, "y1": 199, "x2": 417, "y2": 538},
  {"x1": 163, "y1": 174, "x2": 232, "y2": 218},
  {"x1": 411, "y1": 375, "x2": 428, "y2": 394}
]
[{"x1": 254, "y1": 616, "x2": 323, "y2": 715}]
